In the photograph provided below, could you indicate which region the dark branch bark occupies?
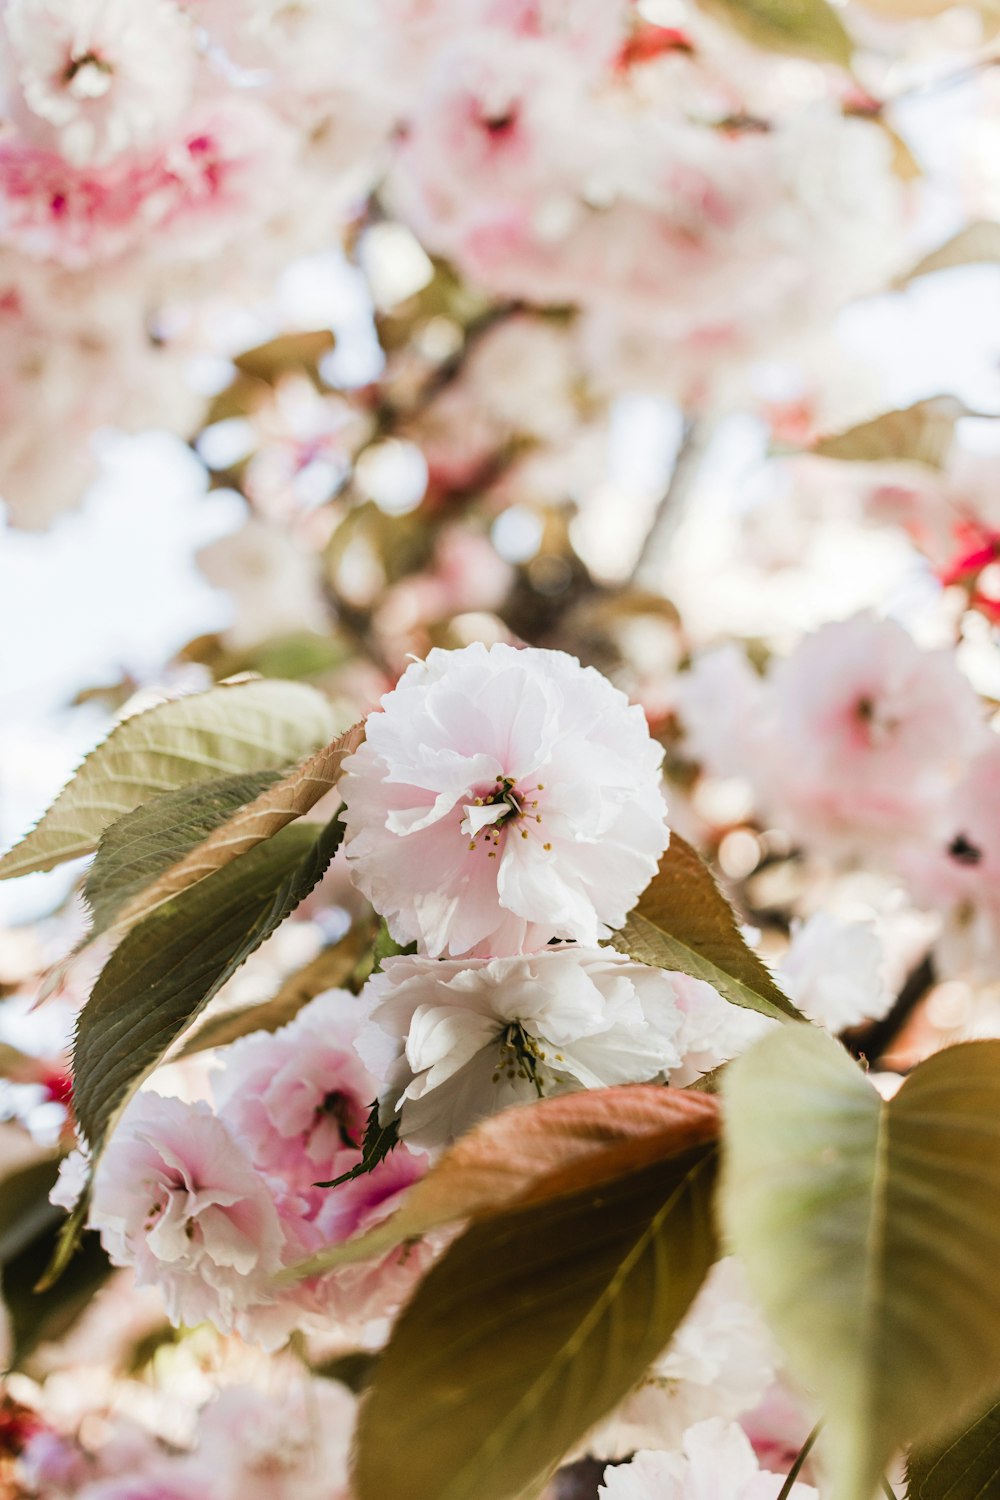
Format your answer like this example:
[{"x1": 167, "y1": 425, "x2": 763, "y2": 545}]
[{"x1": 844, "y1": 952, "x2": 936, "y2": 1069}]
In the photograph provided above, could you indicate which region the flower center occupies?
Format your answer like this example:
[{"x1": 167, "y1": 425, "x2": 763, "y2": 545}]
[
  {"x1": 316, "y1": 1089, "x2": 362, "y2": 1150},
  {"x1": 491, "y1": 1022, "x2": 549, "y2": 1096},
  {"x1": 486, "y1": 775, "x2": 522, "y2": 817},
  {"x1": 461, "y1": 776, "x2": 550, "y2": 856},
  {"x1": 63, "y1": 52, "x2": 114, "y2": 100},
  {"x1": 143, "y1": 1171, "x2": 183, "y2": 1233},
  {"x1": 948, "y1": 832, "x2": 982, "y2": 867}
]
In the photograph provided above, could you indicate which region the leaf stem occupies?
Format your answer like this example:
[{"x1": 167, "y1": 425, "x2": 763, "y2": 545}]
[{"x1": 776, "y1": 1419, "x2": 822, "y2": 1500}]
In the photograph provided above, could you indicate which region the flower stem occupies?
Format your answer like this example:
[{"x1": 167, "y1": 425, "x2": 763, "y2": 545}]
[{"x1": 776, "y1": 1420, "x2": 823, "y2": 1500}]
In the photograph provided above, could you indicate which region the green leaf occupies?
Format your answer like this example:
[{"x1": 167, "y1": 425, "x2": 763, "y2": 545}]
[
  {"x1": 353, "y1": 1141, "x2": 718, "y2": 1500},
  {"x1": 73, "y1": 817, "x2": 345, "y2": 1160},
  {"x1": 347, "y1": 918, "x2": 417, "y2": 992},
  {"x1": 897, "y1": 222, "x2": 1000, "y2": 285},
  {"x1": 217, "y1": 630, "x2": 350, "y2": 683},
  {"x1": 721, "y1": 1027, "x2": 1000, "y2": 1500},
  {"x1": 233, "y1": 330, "x2": 335, "y2": 382},
  {"x1": 0, "y1": 678, "x2": 338, "y2": 880},
  {"x1": 373, "y1": 919, "x2": 417, "y2": 971},
  {"x1": 4, "y1": 1221, "x2": 111, "y2": 1368},
  {"x1": 811, "y1": 396, "x2": 967, "y2": 469},
  {"x1": 0, "y1": 1155, "x2": 62, "y2": 1264},
  {"x1": 312, "y1": 1350, "x2": 378, "y2": 1393},
  {"x1": 84, "y1": 770, "x2": 280, "y2": 938},
  {"x1": 697, "y1": 0, "x2": 852, "y2": 65},
  {"x1": 611, "y1": 832, "x2": 803, "y2": 1023},
  {"x1": 44, "y1": 817, "x2": 346, "y2": 1286},
  {"x1": 908, "y1": 1396, "x2": 1000, "y2": 1499},
  {"x1": 317, "y1": 1103, "x2": 399, "y2": 1188},
  {"x1": 0, "y1": 1152, "x2": 112, "y2": 1366},
  {"x1": 282, "y1": 1084, "x2": 719, "y2": 1282},
  {"x1": 38, "y1": 1195, "x2": 89, "y2": 1293},
  {"x1": 100, "y1": 721, "x2": 363, "y2": 940}
]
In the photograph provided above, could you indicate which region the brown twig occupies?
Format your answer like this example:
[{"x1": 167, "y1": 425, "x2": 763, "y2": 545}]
[{"x1": 844, "y1": 952, "x2": 936, "y2": 1068}]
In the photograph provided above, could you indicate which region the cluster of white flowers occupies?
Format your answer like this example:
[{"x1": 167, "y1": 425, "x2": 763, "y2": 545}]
[
  {"x1": 777, "y1": 913, "x2": 892, "y2": 1033},
  {"x1": 357, "y1": 948, "x2": 684, "y2": 1152},
  {"x1": 587, "y1": 1259, "x2": 782, "y2": 1460}
]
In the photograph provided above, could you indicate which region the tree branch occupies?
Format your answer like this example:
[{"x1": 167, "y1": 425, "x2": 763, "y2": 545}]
[{"x1": 630, "y1": 416, "x2": 709, "y2": 591}]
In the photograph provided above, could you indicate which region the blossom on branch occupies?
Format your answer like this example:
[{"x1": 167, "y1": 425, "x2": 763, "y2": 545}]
[
  {"x1": 680, "y1": 614, "x2": 984, "y2": 860},
  {"x1": 2, "y1": 0, "x2": 197, "y2": 166},
  {"x1": 777, "y1": 913, "x2": 892, "y2": 1033},
  {"x1": 341, "y1": 642, "x2": 669, "y2": 958},
  {"x1": 355, "y1": 946, "x2": 684, "y2": 1151},
  {"x1": 87, "y1": 1092, "x2": 284, "y2": 1333},
  {"x1": 212, "y1": 988, "x2": 375, "y2": 1189},
  {"x1": 598, "y1": 1418, "x2": 817, "y2": 1500}
]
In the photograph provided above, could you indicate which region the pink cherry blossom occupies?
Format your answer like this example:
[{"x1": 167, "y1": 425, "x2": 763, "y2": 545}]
[
  {"x1": 186, "y1": 1381, "x2": 356, "y2": 1500},
  {"x1": 255, "y1": 1144, "x2": 433, "y2": 1344},
  {"x1": 902, "y1": 738, "x2": 1000, "y2": 978},
  {"x1": 87, "y1": 1092, "x2": 284, "y2": 1333},
  {"x1": 2, "y1": 0, "x2": 197, "y2": 166},
  {"x1": 0, "y1": 99, "x2": 296, "y2": 270},
  {"x1": 212, "y1": 988, "x2": 376, "y2": 1190},
  {"x1": 387, "y1": 22, "x2": 902, "y2": 394},
  {"x1": 683, "y1": 615, "x2": 985, "y2": 861},
  {"x1": 341, "y1": 642, "x2": 669, "y2": 957},
  {"x1": 210, "y1": 990, "x2": 433, "y2": 1345},
  {"x1": 761, "y1": 614, "x2": 984, "y2": 855}
]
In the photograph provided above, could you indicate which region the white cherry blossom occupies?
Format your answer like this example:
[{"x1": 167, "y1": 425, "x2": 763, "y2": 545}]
[
  {"x1": 356, "y1": 947, "x2": 684, "y2": 1151},
  {"x1": 598, "y1": 1419, "x2": 817, "y2": 1500},
  {"x1": 587, "y1": 1259, "x2": 780, "y2": 1459},
  {"x1": 778, "y1": 913, "x2": 891, "y2": 1033}
]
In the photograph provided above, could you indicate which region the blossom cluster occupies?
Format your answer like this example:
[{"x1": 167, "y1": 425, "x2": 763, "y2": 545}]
[
  {"x1": 67, "y1": 645, "x2": 697, "y2": 1326},
  {"x1": 17, "y1": 1376, "x2": 358, "y2": 1500},
  {"x1": 55, "y1": 987, "x2": 429, "y2": 1351},
  {"x1": 678, "y1": 610, "x2": 1000, "y2": 978},
  {"x1": 1, "y1": 588, "x2": 978, "y2": 1500},
  {"x1": 2, "y1": 0, "x2": 999, "y2": 1493},
  {"x1": 40, "y1": 642, "x2": 889, "y2": 1491},
  {"x1": 0, "y1": 0, "x2": 911, "y2": 525}
]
